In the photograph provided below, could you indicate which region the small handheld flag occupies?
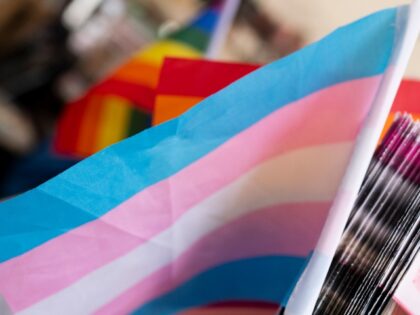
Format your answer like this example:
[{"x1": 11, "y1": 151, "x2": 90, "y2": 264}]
[{"x1": 0, "y1": 4, "x2": 418, "y2": 315}]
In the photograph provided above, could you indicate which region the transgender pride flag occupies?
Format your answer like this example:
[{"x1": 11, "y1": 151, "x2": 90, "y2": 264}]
[{"x1": 0, "y1": 4, "x2": 419, "y2": 315}]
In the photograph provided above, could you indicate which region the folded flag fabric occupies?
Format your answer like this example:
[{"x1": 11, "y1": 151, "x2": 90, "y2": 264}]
[
  {"x1": 53, "y1": 0, "x2": 228, "y2": 158},
  {"x1": 0, "y1": 5, "x2": 418, "y2": 315}
]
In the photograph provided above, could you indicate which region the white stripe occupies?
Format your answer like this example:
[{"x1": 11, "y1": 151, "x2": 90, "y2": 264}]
[{"x1": 18, "y1": 142, "x2": 353, "y2": 315}]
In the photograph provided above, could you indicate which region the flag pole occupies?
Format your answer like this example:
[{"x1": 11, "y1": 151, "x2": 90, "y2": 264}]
[
  {"x1": 206, "y1": 0, "x2": 241, "y2": 59},
  {"x1": 285, "y1": 1, "x2": 420, "y2": 314}
]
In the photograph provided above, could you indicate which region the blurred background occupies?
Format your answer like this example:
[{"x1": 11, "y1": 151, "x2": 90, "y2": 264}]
[{"x1": 0, "y1": 0, "x2": 418, "y2": 198}]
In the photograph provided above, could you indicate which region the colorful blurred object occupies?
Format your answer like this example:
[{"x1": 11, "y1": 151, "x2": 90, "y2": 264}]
[{"x1": 54, "y1": 0, "x2": 234, "y2": 158}]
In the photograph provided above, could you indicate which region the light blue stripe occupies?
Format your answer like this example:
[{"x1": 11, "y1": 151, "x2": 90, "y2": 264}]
[
  {"x1": 0, "y1": 8, "x2": 398, "y2": 262},
  {"x1": 132, "y1": 256, "x2": 307, "y2": 315}
]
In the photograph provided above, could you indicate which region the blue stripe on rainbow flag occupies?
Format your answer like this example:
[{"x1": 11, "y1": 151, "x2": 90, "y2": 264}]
[
  {"x1": 133, "y1": 255, "x2": 307, "y2": 315},
  {"x1": 0, "y1": 8, "x2": 397, "y2": 263},
  {"x1": 190, "y1": 8, "x2": 221, "y2": 34}
]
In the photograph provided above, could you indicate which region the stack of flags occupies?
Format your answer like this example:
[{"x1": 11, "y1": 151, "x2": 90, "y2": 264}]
[
  {"x1": 54, "y1": 0, "x2": 230, "y2": 158},
  {"x1": 0, "y1": 3, "x2": 419, "y2": 315},
  {"x1": 314, "y1": 115, "x2": 419, "y2": 314}
]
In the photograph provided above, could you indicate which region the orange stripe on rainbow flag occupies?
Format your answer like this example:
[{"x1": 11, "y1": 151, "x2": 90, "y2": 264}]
[
  {"x1": 75, "y1": 96, "x2": 103, "y2": 157},
  {"x1": 113, "y1": 60, "x2": 161, "y2": 89},
  {"x1": 153, "y1": 95, "x2": 204, "y2": 125}
]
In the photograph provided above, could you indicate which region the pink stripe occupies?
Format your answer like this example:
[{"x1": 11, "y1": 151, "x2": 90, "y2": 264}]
[
  {"x1": 96, "y1": 202, "x2": 330, "y2": 315},
  {"x1": 0, "y1": 76, "x2": 381, "y2": 312}
]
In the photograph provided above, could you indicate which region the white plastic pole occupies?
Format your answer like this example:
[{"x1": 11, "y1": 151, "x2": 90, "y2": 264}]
[{"x1": 206, "y1": 0, "x2": 241, "y2": 59}]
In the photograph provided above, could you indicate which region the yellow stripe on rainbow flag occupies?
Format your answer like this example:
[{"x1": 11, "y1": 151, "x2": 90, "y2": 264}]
[
  {"x1": 95, "y1": 96, "x2": 131, "y2": 152},
  {"x1": 134, "y1": 40, "x2": 201, "y2": 67}
]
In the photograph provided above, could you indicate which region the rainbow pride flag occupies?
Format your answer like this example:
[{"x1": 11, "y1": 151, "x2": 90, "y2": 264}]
[
  {"x1": 54, "y1": 1, "x2": 229, "y2": 158},
  {"x1": 0, "y1": 5, "x2": 418, "y2": 315},
  {"x1": 153, "y1": 58, "x2": 259, "y2": 125}
]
